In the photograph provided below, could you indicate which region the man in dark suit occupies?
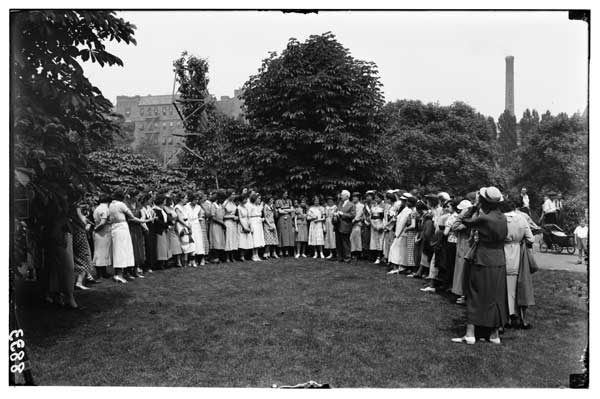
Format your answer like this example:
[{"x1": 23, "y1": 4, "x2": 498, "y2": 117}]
[{"x1": 335, "y1": 190, "x2": 356, "y2": 262}]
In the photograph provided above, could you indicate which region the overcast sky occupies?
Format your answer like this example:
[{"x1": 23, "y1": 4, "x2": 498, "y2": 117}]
[{"x1": 82, "y1": 10, "x2": 589, "y2": 119}]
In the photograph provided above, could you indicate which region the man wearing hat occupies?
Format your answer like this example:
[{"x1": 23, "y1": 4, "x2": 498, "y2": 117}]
[{"x1": 335, "y1": 190, "x2": 356, "y2": 263}]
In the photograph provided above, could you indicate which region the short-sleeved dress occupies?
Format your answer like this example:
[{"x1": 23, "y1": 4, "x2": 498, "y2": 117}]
[
  {"x1": 128, "y1": 207, "x2": 147, "y2": 267},
  {"x1": 263, "y1": 204, "x2": 279, "y2": 246},
  {"x1": 307, "y1": 205, "x2": 325, "y2": 246},
  {"x1": 369, "y1": 203, "x2": 385, "y2": 251},
  {"x1": 249, "y1": 203, "x2": 266, "y2": 248},
  {"x1": 295, "y1": 207, "x2": 308, "y2": 243},
  {"x1": 187, "y1": 203, "x2": 207, "y2": 256},
  {"x1": 108, "y1": 200, "x2": 136, "y2": 269},
  {"x1": 209, "y1": 202, "x2": 226, "y2": 250},
  {"x1": 223, "y1": 200, "x2": 239, "y2": 251},
  {"x1": 238, "y1": 204, "x2": 254, "y2": 250},
  {"x1": 92, "y1": 203, "x2": 112, "y2": 266},
  {"x1": 165, "y1": 206, "x2": 182, "y2": 256},
  {"x1": 275, "y1": 198, "x2": 295, "y2": 247},
  {"x1": 324, "y1": 205, "x2": 337, "y2": 249}
]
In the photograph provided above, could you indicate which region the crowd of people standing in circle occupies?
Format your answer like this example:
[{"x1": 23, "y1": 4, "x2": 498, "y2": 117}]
[{"x1": 40, "y1": 184, "x2": 546, "y2": 345}]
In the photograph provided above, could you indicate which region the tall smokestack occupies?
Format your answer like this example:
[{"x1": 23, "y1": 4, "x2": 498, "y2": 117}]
[{"x1": 505, "y1": 55, "x2": 515, "y2": 116}]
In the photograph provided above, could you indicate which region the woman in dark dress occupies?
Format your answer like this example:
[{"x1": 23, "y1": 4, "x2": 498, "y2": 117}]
[
  {"x1": 452, "y1": 186, "x2": 509, "y2": 345},
  {"x1": 127, "y1": 193, "x2": 146, "y2": 279}
]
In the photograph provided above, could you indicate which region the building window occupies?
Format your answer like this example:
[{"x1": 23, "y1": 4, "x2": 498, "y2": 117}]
[
  {"x1": 168, "y1": 137, "x2": 173, "y2": 144},
  {"x1": 140, "y1": 123, "x2": 144, "y2": 131},
  {"x1": 140, "y1": 108, "x2": 144, "y2": 116}
]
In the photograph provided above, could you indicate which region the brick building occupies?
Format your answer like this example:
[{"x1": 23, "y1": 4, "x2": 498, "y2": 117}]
[{"x1": 114, "y1": 90, "x2": 244, "y2": 165}]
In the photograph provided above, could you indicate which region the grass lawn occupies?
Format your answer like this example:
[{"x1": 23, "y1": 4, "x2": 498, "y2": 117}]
[{"x1": 16, "y1": 257, "x2": 588, "y2": 387}]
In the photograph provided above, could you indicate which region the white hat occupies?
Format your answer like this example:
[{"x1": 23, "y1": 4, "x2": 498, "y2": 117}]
[
  {"x1": 457, "y1": 199, "x2": 472, "y2": 210},
  {"x1": 438, "y1": 192, "x2": 450, "y2": 201},
  {"x1": 479, "y1": 186, "x2": 503, "y2": 203},
  {"x1": 341, "y1": 190, "x2": 351, "y2": 198},
  {"x1": 400, "y1": 192, "x2": 413, "y2": 200}
]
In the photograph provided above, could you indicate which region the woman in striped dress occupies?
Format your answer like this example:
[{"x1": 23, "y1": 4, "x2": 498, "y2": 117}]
[
  {"x1": 403, "y1": 197, "x2": 419, "y2": 272},
  {"x1": 262, "y1": 196, "x2": 279, "y2": 259},
  {"x1": 323, "y1": 196, "x2": 337, "y2": 259},
  {"x1": 369, "y1": 192, "x2": 385, "y2": 264},
  {"x1": 223, "y1": 189, "x2": 240, "y2": 262}
]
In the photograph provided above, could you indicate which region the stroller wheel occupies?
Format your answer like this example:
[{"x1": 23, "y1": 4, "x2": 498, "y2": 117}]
[
  {"x1": 540, "y1": 242, "x2": 549, "y2": 253},
  {"x1": 566, "y1": 246, "x2": 576, "y2": 255},
  {"x1": 552, "y1": 244, "x2": 563, "y2": 254}
]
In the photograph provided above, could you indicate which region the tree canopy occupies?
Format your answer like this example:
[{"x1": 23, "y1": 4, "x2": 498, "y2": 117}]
[
  {"x1": 239, "y1": 32, "x2": 386, "y2": 194},
  {"x1": 381, "y1": 100, "x2": 501, "y2": 195},
  {"x1": 12, "y1": 10, "x2": 136, "y2": 218}
]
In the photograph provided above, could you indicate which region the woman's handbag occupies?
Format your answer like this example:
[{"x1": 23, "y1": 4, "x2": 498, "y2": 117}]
[{"x1": 526, "y1": 246, "x2": 539, "y2": 274}]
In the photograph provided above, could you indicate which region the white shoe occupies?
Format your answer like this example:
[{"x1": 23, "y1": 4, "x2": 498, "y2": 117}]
[
  {"x1": 272, "y1": 253, "x2": 279, "y2": 259},
  {"x1": 302, "y1": 254, "x2": 307, "y2": 258},
  {"x1": 387, "y1": 269, "x2": 400, "y2": 275},
  {"x1": 420, "y1": 286, "x2": 436, "y2": 292},
  {"x1": 489, "y1": 337, "x2": 501, "y2": 345},
  {"x1": 374, "y1": 258, "x2": 381, "y2": 264},
  {"x1": 451, "y1": 336, "x2": 476, "y2": 345},
  {"x1": 320, "y1": 253, "x2": 325, "y2": 259},
  {"x1": 295, "y1": 254, "x2": 300, "y2": 259},
  {"x1": 326, "y1": 254, "x2": 333, "y2": 259},
  {"x1": 200, "y1": 260, "x2": 206, "y2": 266},
  {"x1": 313, "y1": 254, "x2": 318, "y2": 259},
  {"x1": 113, "y1": 275, "x2": 127, "y2": 284}
]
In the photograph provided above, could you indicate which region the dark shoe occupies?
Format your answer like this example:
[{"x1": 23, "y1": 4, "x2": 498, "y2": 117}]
[{"x1": 520, "y1": 323, "x2": 533, "y2": 330}]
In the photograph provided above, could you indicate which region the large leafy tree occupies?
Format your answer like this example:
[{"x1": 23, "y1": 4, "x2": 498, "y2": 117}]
[
  {"x1": 382, "y1": 100, "x2": 501, "y2": 195},
  {"x1": 515, "y1": 111, "x2": 587, "y2": 217},
  {"x1": 239, "y1": 32, "x2": 386, "y2": 194},
  {"x1": 12, "y1": 10, "x2": 136, "y2": 219},
  {"x1": 518, "y1": 108, "x2": 540, "y2": 144}
]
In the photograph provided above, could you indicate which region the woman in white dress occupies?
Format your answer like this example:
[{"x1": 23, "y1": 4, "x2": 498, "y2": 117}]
[
  {"x1": 237, "y1": 194, "x2": 253, "y2": 261},
  {"x1": 108, "y1": 190, "x2": 148, "y2": 283},
  {"x1": 92, "y1": 193, "x2": 112, "y2": 278},
  {"x1": 248, "y1": 193, "x2": 265, "y2": 261},
  {"x1": 307, "y1": 195, "x2": 326, "y2": 259},
  {"x1": 223, "y1": 189, "x2": 240, "y2": 262},
  {"x1": 185, "y1": 192, "x2": 206, "y2": 267},
  {"x1": 173, "y1": 193, "x2": 193, "y2": 267}
]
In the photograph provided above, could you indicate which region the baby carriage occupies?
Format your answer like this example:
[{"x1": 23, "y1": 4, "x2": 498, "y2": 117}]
[{"x1": 539, "y1": 224, "x2": 576, "y2": 254}]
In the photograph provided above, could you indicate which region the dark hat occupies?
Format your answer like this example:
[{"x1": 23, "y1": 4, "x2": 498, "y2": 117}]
[
  {"x1": 352, "y1": 192, "x2": 361, "y2": 198},
  {"x1": 424, "y1": 193, "x2": 438, "y2": 199}
]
